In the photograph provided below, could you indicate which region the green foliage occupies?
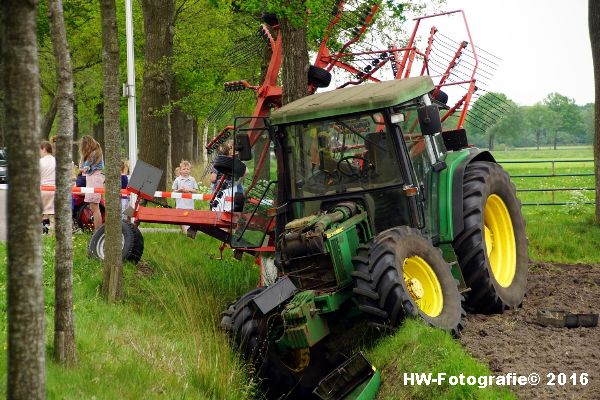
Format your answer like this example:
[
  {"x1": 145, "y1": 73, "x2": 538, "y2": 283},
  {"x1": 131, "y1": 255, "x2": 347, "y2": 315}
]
[
  {"x1": 465, "y1": 92, "x2": 522, "y2": 149},
  {"x1": 172, "y1": 0, "x2": 259, "y2": 120},
  {"x1": 543, "y1": 92, "x2": 586, "y2": 146},
  {"x1": 465, "y1": 91, "x2": 593, "y2": 149}
]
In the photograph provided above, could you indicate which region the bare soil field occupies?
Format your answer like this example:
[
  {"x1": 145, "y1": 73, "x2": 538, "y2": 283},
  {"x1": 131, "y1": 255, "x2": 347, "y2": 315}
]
[{"x1": 460, "y1": 262, "x2": 600, "y2": 399}]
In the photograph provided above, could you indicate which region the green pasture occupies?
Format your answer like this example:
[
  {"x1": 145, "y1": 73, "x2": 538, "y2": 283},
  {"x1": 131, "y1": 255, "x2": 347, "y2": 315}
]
[
  {"x1": 492, "y1": 146, "x2": 594, "y2": 205},
  {"x1": 489, "y1": 146, "x2": 599, "y2": 264}
]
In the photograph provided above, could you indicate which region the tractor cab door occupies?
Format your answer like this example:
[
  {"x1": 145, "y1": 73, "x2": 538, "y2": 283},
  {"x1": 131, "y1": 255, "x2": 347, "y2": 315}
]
[
  {"x1": 228, "y1": 117, "x2": 278, "y2": 248},
  {"x1": 393, "y1": 98, "x2": 448, "y2": 240}
]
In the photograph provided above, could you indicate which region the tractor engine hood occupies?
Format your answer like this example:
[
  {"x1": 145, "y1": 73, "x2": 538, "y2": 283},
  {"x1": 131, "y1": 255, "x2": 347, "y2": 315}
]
[
  {"x1": 277, "y1": 202, "x2": 371, "y2": 291},
  {"x1": 280, "y1": 202, "x2": 360, "y2": 259}
]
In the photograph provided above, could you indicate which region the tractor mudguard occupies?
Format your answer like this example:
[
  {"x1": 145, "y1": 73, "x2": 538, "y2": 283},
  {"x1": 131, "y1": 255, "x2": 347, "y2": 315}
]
[
  {"x1": 438, "y1": 148, "x2": 495, "y2": 243},
  {"x1": 451, "y1": 150, "x2": 495, "y2": 239}
]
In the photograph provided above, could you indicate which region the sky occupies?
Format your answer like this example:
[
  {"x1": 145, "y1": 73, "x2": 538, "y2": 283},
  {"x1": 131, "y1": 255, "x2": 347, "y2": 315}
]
[{"x1": 433, "y1": 0, "x2": 593, "y2": 106}]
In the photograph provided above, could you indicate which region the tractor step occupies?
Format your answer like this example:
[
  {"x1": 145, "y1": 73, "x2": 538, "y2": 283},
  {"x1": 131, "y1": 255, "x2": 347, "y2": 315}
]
[{"x1": 313, "y1": 352, "x2": 380, "y2": 400}]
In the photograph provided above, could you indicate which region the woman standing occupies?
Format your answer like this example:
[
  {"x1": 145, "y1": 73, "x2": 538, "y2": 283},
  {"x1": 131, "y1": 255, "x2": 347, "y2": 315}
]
[
  {"x1": 79, "y1": 135, "x2": 104, "y2": 231},
  {"x1": 39, "y1": 141, "x2": 56, "y2": 233}
]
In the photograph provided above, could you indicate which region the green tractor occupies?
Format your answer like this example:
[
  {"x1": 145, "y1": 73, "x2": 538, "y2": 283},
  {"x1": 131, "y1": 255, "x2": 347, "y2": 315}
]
[{"x1": 220, "y1": 76, "x2": 527, "y2": 398}]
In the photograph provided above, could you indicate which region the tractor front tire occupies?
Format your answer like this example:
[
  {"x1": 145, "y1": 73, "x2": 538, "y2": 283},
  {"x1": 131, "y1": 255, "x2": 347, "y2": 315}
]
[
  {"x1": 352, "y1": 226, "x2": 465, "y2": 335},
  {"x1": 88, "y1": 221, "x2": 144, "y2": 263},
  {"x1": 453, "y1": 161, "x2": 528, "y2": 313},
  {"x1": 221, "y1": 288, "x2": 330, "y2": 399}
]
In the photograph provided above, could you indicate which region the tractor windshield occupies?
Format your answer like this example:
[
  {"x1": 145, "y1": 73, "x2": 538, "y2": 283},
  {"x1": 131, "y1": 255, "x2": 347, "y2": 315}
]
[{"x1": 285, "y1": 112, "x2": 403, "y2": 200}]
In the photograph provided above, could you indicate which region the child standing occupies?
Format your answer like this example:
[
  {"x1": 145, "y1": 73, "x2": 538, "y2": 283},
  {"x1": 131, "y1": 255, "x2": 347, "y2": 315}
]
[
  {"x1": 172, "y1": 160, "x2": 198, "y2": 233},
  {"x1": 79, "y1": 135, "x2": 104, "y2": 231},
  {"x1": 39, "y1": 141, "x2": 56, "y2": 233}
]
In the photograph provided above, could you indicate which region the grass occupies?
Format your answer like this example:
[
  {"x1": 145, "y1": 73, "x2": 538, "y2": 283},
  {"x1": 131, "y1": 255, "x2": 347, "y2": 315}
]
[
  {"x1": 523, "y1": 206, "x2": 600, "y2": 264},
  {"x1": 494, "y1": 147, "x2": 594, "y2": 205},
  {"x1": 366, "y1": 320, "x2": 514, "y2": 400}
]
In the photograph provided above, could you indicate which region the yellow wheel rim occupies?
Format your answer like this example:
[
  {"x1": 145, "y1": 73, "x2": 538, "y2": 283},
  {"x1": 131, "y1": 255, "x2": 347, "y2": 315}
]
[
  {"x1": 484, "y1": 194, "x2": 516, "y2": 287},
  {"x1": 403, "y1": 256, "x2": 444, "y2": 317}
]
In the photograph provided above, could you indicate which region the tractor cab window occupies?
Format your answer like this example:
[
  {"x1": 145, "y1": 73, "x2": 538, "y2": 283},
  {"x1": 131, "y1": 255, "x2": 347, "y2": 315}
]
[
  {"x1": 285, "y1": 112, "x2": 403, "y2": 200},
  {"x1": 394, "y1": 100, "x2": 448, "y2": 238},
  {"x1": 394, "y1": 102, "x2": 447, "y2": 181}
]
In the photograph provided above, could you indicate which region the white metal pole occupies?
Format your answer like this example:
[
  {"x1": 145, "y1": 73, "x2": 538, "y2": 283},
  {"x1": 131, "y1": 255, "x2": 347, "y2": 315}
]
[{"x1": 125, "y1": 0, "x2": 137, "y2": 203}]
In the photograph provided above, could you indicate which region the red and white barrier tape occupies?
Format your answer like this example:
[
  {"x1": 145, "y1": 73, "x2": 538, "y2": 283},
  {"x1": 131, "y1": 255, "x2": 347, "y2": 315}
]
[
  {"x1": 2, "y1": 184, "x2": 275, "y2": 206},
  {"x1": 37, "y1": 185, "x2": 221, "y2": 201}
]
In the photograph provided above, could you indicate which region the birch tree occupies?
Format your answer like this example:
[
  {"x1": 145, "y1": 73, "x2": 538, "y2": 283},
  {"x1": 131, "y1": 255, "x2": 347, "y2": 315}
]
[
  {"x1": 100, "y1": 0, "x2": 124, "y2": 301},
  {"x1": 2, "y1": 0, "x2": 46, "y2": 397},
  {"x1": 589, "y1": 0, "x2": 600, "y2": 222},
  {"x1": 48, "y1": 0, "x2": 77, "y2": 364}
]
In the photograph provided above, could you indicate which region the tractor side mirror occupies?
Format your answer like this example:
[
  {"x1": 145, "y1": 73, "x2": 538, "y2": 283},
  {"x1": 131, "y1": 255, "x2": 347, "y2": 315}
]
[
  {"x1": 235, "y1": 133, "x2": 252, "y2": 161},
  {"x1": 417, "y1": 104, "x2": 442, "y2": 136}
]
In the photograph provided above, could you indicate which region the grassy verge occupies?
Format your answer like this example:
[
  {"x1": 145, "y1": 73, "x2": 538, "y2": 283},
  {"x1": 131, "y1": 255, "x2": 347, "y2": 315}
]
[
  {"x1": 366, "y1": 320, "x2": 514, "y2": 400},
  {"x1": 0, "y1": 232, "x2": 258, "y2": 399}
]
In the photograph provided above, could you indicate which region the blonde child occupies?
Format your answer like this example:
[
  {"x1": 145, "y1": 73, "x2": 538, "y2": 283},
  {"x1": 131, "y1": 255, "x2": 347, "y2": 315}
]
[
  {"x1": 79, "y1": 135, "x2": 104, "y2": 231},
  {"x1": 172, "y1": 160, "x2": 198, "y2": 233}
]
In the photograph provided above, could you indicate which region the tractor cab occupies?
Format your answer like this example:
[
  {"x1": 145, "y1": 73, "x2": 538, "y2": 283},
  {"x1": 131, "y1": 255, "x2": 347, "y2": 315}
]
[{"x1": 229, "y1": 76, "x2": 448, "y2": 251}]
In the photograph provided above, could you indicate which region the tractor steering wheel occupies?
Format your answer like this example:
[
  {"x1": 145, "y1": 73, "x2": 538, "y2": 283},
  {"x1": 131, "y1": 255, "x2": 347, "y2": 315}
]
[{"x1": 336, "y1": 155, "x2": 370, "y2": 178}]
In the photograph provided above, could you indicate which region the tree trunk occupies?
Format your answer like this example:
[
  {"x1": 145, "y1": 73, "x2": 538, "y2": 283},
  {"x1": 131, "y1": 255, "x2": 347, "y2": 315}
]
[
  {"x1": 41, "y1": 95, "x2": 58, "y2": 139},
  {"x1": 140, "y1": 0, "x2": 175, "y2": 190},
  {"x1": 280, "y1": 8, "x2": 309, "y2": 105},
  {"x1": 48, "y1": 0, "x2": 77, "y2": 365},
  {"x1": 183, "y1": 114, "x2": 193, "y2": 162},
  {"x1": 553, "y1": 132, "x2": 558, "y2": 150},
  {"x1": 590, "y1": 0, "x2": 600, "y2": 222},
  {"x1": 72, "y1": 99, "x2": 79, "y2": 162},
  {"x1": 0, "y1": 48, "x2": 4, "y2": 147},
  {"x1": 1, "y1": 1, "x2": 46, "y2": 398},
  {"x1": 192, "y1": 118, "x2": 198, "y2": 162},
  {"x1": 201, "y1": 121, "x2": 208, "y2": 163},
  {"x1": 488, "y1": 133, "x2": 495, "y2": 151},
  {"x1": 170, "y1": 101, "x2": 185, "y2": 169},
  {"x1": 100, "y1": 0, "x2": 124, "y2": 302},
  {"x1": 93, "y1": 101, "x2": 105, "y2": 150}
]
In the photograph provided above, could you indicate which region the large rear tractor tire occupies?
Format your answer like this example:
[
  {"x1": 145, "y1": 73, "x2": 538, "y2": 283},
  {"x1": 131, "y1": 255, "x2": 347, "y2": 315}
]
[
  {"x1": 352, "y1": 226, "x2": 465, "y2": 335},
  {"x1": 88, "y1": 221, "x2": 144, "y2": 263},
  {"x1": 453, "y1": 161, "x2": 528, "y2": 313},
  {"x1": 221, "y1": 288, "x2": 330, "y2": 399}
]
